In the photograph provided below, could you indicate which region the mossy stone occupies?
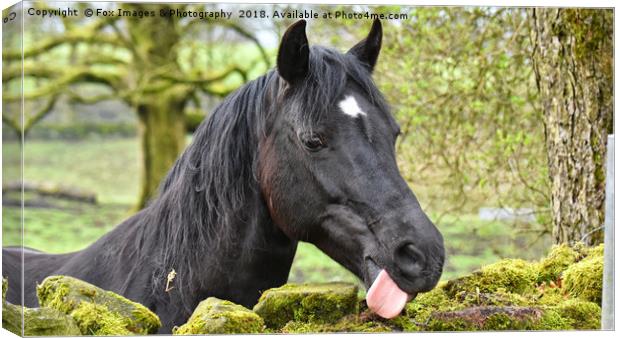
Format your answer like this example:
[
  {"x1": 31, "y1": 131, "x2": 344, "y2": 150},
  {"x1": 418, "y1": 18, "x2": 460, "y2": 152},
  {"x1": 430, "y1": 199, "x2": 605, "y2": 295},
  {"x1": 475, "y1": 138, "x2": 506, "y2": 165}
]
[
  {"x1": 563, "y1": 252, "x2": 603, "y2": 304},
  {"x1": 70, "y1": 302, "x2": 134, "y2": 335},
  {"x1": 444, "y1": 259, "x2": 539, "y2": 297},
  {"x1": 454, "y1": 288, "x2": 530, "y2": 307},
  {"x1": 267, "y1": 245, "x2": 606, "y2": 333},
  {"x1": 534, "y1": 286, "x2": 568, "y2": 306},
  {"x1": 553, "y1": 298, "x2": 601, "y2": 329},
  {"x1": 531, "y1": 308, "x2": 573, "y2": 330},
  {"x1": 280, "y1": 314, "x2": 391, "y2": 333},
  {"x1": 36, "y1": 275, "x2": 161, "y2": 334},
  {"x1": 3, "y1": 300, "x2": 23, "y2": 336},
  {"x1": 586, "y1": 244, "x2": 604, "y2": 258},
  {"x1": 3, "y1": 302, "x2": 82, "y2": 336},
  {"x1": 537, "y1": 244, "x2": 580, "y2": 283},
  {"x1": 2, "y1": 278, "x2": 7, "y2": 303},
  {"x1": 425, "y1": 306, "x2": 571, "y2": 331},
  {"x1": 173, "y1": 297, "x2": 264, "y2": 334},
  {"x1": 253, "y1": 282, "x2": 358, "y2": 329},
  {"x1": 393, "y1": 286, "x2": 462, "y2": 331}
]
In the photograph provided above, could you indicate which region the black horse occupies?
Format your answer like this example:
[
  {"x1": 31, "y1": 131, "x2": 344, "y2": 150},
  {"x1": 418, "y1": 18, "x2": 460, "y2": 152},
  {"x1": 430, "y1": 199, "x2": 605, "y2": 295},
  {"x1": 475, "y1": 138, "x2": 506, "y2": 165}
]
[{"x1": 3, "y1": 19, "x2": 444, "y2": 333}]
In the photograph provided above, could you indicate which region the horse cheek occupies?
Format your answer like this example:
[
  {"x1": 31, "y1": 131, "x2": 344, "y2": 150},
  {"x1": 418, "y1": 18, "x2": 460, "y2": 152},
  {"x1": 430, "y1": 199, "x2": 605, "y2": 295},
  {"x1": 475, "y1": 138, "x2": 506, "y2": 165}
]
[{"x1": 258, "y1": 137, "x2": 291, "y2": 235}]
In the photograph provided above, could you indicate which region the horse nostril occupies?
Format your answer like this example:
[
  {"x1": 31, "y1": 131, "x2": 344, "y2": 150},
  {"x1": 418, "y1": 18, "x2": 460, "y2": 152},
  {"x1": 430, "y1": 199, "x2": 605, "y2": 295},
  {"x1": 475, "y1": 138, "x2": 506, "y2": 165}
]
[{"x1": 395, "y1": 242, "x2": 425, "y2": 276}]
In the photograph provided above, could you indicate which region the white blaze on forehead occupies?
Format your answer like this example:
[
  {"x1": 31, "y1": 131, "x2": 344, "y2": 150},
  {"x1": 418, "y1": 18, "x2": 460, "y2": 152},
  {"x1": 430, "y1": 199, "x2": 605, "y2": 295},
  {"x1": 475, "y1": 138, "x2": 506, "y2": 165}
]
[{"x1": 338, "y1": 95, "x2": 366, "y2": 118}]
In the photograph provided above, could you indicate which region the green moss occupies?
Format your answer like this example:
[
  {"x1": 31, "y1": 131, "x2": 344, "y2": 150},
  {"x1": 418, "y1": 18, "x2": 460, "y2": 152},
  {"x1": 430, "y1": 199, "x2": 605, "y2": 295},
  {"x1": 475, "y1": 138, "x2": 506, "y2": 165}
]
[
  {"x1": 533, "y1": 309, "x2": 573, "y2": 330},
  {"x1": 483, "y1": 312, "x2": 525, "y2": 330},
  {"x1": 455, "y1": 288, "x2": 530, "y2": 307},
  {"x1": 253, "y1": 282, "x2": 358, "y2": 329},
  {"x1": 281, "y1": 315, "x2": 391, "y2": 333},
  {"x1": 2, "y1": 278, "x2": 7, "y2": 303},
  {"x1": 423, "y1": 306, "x2": 572, "y2": 331},
  {"x1": 253, "y1": 244, "x2": 606, "y2": 333},
  {"x1": 36, "y1": 275, "x2": 161, "y2": 334},
  {"x1": 66, "y1": 302, "x2": 132, "y2": 335},
  {"x1": 563, "y1": 252, "x2": 603, "y2": 304},
  {"x1": 586, "y1": 244, "x2": 604, "y2": 258},
  {"x1": 444, "y1": 259, "x2": 539, "y2": 297},
  {"x1": 2, "y1": 302, "x2": 83, "y2": 336},
  {"x1": 392, "y1": 286, "x2": 462, "y2": 331},
  {"x1": 537, "y1": 244, "x2": 580, "y2": 283},
  {"x1": 553, "y1": 298, "x2": 601, "y2": 329},
  {"x1": 426, "y1": 316, "x2": 473, "y2": 331},
  {"x1": 173, "y1": 298, "x2": 264, "y2": 334},
  {"x1": 2, "y1": 301, "x2": 23, "y2": 335},
  {"x1": 534, "y1": 286, "x2": 568, "y2": 306},
  {"x1": 571, "y1": 242, "x2": 589, "y2": 257}
]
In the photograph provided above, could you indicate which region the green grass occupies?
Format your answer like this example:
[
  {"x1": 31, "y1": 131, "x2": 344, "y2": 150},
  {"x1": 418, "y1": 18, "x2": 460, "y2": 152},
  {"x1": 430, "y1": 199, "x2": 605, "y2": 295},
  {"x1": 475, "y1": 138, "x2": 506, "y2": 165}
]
[
  {"x1": 2, "y1": 137, "x2": 550, "y2": 285},
  {"x1": 3, "y1": 138, "x2": 139, "y2": 205},
  {"x1": 289, "y1": 243, "x2": 360, "y2": 285}
]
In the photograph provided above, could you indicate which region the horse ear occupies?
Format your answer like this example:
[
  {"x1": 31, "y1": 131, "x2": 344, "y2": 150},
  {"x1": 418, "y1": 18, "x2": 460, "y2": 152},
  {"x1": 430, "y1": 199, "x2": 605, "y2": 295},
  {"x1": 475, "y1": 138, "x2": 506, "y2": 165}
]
[
  {"x1": 347, "y1": 19, "x2": 382, "y2": 72},
  {"x1": 277, "y1": 20, "x2": 310, "y2": 84}
]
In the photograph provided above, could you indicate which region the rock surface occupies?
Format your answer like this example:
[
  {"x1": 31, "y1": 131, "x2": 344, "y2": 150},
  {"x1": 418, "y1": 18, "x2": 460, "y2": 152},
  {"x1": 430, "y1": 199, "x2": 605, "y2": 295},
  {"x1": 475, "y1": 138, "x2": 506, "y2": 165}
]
[
  {"x1": 2, "y1": 278, "x2": 81, "y2": 336},
  {"x1": 36, "y1": 275, "x2": 161, "y2": 335},
  {"x1": 253, "y1": 282, "x2": 358, "y2": 329},
  {"x1": 173, "y1": 297, "x2": 264, "y2": 334}
]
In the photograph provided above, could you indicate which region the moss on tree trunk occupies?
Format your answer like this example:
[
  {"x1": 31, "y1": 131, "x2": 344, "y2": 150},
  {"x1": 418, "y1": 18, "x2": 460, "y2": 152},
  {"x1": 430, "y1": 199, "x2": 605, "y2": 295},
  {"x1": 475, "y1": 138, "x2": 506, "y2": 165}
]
[
  {"x1": 136, "y1": 98, "x2": 186, "y2": 208},
  {"x1": 125, "y1": 4, "x2": 189, "y2": 209},
  {"x1": 530, "y1": 9, "x2": 613, "y2": 246}
]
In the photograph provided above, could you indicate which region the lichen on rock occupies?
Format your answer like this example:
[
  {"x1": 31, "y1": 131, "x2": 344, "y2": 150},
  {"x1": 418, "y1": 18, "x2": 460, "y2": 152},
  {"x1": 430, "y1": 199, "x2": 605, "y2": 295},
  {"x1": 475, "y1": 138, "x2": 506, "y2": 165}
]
[
  {"x1": 253, "y1": 282, "x2": 358, "y2": 329},
  {"x1": 173, "y1": 297, "x2": 264, "y2": 335},
  {"x1": 36, "y1": 275, "x2": 161, "y2": 334}
]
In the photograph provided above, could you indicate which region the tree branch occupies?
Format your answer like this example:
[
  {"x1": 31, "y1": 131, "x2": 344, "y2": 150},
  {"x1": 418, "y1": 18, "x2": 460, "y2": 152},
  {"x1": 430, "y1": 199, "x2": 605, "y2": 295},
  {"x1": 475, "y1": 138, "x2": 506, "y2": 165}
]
[
  {"x1": 2, "y1": 113, "x2": 21, "y2": 139},
  {"x1": 183, "y1": 13, "x2": 271, "y2": 68},
  {"x1": 2, "y1": 94, "x2": 61, "y2": 138},
  {"x1": 3, "y1": 62, "x2": 59, "y2": 82},
  {"x1": 66, "y1": 91, "x2": 118, "y2": 105},
  {"x1": 3, "y1": 31, "x2": 127, "y2": 61},
  {"x1": 157, "y1": 65, "x2": 249, "y2": 86},
  {"x1": 3, "y1": 67, "x2": 122, "y2": 101},
  {"x1": 221, "y1": 21, "x2": 271, "y2": 68},
  {"x1": 24, "y1": 94, "x2": 61, "y2": 133},
  {"x1": 198, "y1": 85, "x2": 235, "y2": 98}
]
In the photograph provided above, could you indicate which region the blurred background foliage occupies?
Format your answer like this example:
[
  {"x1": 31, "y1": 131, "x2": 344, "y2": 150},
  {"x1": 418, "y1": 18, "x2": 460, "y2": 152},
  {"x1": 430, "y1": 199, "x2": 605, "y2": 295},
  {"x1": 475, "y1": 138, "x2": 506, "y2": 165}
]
[{"x1": 3, "y1": 4, "x2": 594, "y2": 287}]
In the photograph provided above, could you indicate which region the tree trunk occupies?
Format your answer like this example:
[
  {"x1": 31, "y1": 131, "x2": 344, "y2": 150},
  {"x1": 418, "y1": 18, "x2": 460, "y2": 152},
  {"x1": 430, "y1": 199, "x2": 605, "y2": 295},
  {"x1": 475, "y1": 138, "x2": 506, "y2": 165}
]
[
  {"x1": 530, "y1": 9, "x2": 613, "y2": 246},
  {"x1": 125, "y1": 4, "x2": 189, "y2": 209},
  {"x1": 136, "y1": 98, "x2": 186, "y2": 208}
]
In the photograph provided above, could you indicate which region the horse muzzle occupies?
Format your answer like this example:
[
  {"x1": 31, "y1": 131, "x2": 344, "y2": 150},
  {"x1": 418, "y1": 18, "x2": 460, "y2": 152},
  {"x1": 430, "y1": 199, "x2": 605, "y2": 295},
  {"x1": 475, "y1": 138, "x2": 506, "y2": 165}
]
[{"x1": 362, "y1": 212, "x2": 445, "y2": 319}]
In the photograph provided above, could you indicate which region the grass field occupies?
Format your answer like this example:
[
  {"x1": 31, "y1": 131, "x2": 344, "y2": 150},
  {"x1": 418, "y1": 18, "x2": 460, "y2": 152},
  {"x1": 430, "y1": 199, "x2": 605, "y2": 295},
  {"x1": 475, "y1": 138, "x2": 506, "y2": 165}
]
[{"x1": 2, "y1": 137, "x2": 551, "y2": 286}]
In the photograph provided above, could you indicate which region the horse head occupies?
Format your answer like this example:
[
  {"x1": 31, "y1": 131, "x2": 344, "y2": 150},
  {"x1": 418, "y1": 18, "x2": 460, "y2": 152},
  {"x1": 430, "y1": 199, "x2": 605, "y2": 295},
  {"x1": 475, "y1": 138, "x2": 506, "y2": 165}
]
[{"x1": 258, "y1": 19, "x2": 445, "y2": 318}]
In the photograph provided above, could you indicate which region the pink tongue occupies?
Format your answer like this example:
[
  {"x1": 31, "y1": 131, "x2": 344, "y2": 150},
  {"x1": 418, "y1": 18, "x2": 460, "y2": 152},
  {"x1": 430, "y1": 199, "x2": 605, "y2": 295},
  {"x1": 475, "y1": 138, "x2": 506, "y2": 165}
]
[{"x1": 365, "y1": 269, "x2": 408, "y2": 319}]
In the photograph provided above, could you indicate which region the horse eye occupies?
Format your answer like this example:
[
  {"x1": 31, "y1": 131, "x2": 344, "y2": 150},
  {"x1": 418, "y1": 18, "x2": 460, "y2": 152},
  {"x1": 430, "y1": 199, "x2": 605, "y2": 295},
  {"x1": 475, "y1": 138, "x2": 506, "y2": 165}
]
[{"x1": 302, "y1": 133, "x2": 325, "y2": 151}]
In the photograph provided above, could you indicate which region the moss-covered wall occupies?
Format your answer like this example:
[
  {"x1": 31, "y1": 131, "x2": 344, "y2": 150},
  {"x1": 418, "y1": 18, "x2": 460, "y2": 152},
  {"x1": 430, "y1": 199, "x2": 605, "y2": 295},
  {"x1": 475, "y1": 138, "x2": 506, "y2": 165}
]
[{"x1": 2, "y1": 243, "x2": 604, "y2": 335}]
